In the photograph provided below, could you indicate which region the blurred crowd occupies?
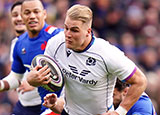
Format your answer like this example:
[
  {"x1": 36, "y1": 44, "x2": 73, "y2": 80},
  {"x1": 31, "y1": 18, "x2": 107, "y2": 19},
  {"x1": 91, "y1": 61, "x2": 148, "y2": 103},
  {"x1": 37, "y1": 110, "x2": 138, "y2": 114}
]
[{"x1": 0, "y1": 0, "x2": 160, "y2": 114}]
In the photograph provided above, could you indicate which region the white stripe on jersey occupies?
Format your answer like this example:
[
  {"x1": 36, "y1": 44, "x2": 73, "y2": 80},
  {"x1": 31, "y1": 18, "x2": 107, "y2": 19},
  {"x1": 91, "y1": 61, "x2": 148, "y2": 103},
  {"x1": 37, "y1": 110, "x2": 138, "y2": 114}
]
[
  {"x1": 10, "y1": 37, "x2": 18, "y2": 62},
  {"x1": 47, "y1": 26, "x2": 57, "y2": 34}
]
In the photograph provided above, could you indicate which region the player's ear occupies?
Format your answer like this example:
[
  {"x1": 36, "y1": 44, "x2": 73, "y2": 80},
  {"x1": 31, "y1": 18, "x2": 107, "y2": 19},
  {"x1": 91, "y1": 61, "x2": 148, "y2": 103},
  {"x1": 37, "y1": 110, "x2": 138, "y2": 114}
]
[
  {"x1": 86, "y1": 28, "x2": 91, "y2": 37},
  {"x1": 43, "y1": 9, "x2": 47, "y2": 20},
  {"x1": 123, "y1": 87, "x2": 129, "y2": 96}
]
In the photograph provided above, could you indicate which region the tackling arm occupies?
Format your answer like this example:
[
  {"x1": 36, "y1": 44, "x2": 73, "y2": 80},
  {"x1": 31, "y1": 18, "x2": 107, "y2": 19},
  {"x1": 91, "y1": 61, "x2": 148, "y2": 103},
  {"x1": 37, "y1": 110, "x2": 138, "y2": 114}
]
[
  {"x1": 105, "y1": 68, "x2": 147, "y2": 115},
  {"x1": 114, "y1": 68, "x2": 147, "y2": 115},
  {"x1": 0, "y1": 71, "x2": 23, "y2": 91},
  {"x1": 119, "y1": 68, "x2": 147, "y2": 111}
]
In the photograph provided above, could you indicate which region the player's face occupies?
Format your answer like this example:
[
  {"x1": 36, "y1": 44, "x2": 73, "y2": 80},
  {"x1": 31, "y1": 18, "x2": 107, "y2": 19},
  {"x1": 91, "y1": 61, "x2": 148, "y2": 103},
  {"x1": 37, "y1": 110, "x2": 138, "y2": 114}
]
[
  {"x1": 113, "y1": 88, "x2": 124, "y2": 109},
  {"x1": 21, "y1": 0, "x2": 46, "y2": 35},
  {"x1": 11, "y1": 5, "x2": 26, "y2": 36},
  {"x1": 64, "y1": 16, "x2": 91, "y2": 51}
]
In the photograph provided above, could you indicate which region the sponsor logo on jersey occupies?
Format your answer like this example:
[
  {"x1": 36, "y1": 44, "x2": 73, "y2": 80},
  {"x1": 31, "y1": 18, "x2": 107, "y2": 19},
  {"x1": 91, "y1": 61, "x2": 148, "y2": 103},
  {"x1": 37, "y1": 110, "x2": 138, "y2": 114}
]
[
  {"x1": 69, "y1": 65, "x2": 78, "y2": 74},
  {"x1": 62, "y1": 67, "x2": 98, "y2": 86},
  {"x1": 86, "y1": 57, "x2": 96, "y2": 66},
  {"x1": 68, "y1": 65, "x2": 90, "y2": 76},
  {"x1": 80, "y1": 70, "x2": 91, "y2": 76}
]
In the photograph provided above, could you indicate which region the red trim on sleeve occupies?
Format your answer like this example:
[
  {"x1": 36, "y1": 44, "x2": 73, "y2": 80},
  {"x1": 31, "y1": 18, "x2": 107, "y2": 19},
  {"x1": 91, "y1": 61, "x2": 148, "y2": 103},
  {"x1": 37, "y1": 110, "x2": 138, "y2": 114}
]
[{"x1": 45, "y1": 25, "x2": 52, "y2": 32}]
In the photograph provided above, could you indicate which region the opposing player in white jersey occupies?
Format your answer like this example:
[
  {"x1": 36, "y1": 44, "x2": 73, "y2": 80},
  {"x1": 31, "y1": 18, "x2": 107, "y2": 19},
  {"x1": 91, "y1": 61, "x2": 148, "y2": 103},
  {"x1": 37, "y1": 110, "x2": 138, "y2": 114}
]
[
  {"x1": 10, "y1": 1, "x2": 41, "y2": 115},
  {"x1": 27, "y1": 4, "x2": 147, "y2": 115}
]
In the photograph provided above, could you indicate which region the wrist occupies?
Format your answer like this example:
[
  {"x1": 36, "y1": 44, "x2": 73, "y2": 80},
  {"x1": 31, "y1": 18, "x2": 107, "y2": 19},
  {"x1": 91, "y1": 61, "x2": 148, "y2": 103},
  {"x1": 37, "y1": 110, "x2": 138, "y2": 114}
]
[
  {"x1": 115, "y1": 105, "x2": 127, "y2": 115},
  {"x1": 50, "y1": 101, "x2": 58, "y2": 110},
  {"x1": 0, "y1": 80, "x2": 5, "y2": 91}
]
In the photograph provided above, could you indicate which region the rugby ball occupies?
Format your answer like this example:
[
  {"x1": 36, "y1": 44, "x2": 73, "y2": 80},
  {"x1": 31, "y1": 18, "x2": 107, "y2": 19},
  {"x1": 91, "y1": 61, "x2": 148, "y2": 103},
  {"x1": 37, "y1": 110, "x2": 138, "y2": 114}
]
[{"x1": 31, "y1": 54, "x2": 64, "y2": 92}]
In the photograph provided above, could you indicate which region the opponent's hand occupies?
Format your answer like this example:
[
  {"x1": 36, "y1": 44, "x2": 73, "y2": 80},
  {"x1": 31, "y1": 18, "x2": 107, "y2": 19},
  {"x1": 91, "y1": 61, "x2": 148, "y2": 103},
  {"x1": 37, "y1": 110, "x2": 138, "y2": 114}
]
[
  {"x1": 43, "y1": 93, "x2": 57, "y2": 109},
  {"x1": 17, "y1": 81, "x2": 35, "y2": 94},
  {"x1": 27, "y1": 65, "x2": 52, "y2": 87}
]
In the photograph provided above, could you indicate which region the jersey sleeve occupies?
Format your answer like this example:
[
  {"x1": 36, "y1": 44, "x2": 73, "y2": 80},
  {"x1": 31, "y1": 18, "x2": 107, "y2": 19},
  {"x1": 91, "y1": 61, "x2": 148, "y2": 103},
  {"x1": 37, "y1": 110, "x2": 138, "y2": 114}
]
[
  {"x1": 105, "y1": 44, "x2": 136, "y2": 81},
  {"x1": 11, "y1": 40, "x2": 26, "y2": 74}
]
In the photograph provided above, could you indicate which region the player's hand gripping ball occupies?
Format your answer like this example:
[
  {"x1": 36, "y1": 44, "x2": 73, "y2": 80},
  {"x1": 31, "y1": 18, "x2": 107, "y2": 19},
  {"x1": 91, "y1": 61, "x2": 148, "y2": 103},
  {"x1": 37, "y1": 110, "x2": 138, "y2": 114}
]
[{"x1": 31, "y1": 54, "x2": 64, "y2": 92}]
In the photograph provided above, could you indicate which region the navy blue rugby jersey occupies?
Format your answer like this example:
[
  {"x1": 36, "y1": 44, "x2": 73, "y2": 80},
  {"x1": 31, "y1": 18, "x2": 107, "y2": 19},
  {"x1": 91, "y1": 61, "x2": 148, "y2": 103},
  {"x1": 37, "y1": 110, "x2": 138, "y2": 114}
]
[{"x1": 11, "y1": 23, "x2": 63, "y2": 112}]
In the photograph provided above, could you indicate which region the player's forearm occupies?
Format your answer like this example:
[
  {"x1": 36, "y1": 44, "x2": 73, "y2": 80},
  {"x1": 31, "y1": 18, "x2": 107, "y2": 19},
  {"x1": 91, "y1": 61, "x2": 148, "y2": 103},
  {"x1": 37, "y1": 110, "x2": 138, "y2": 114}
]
[
  {"x1": 0, "y1": 80, "x2": 10, "y2": 91},
  {"x1": 119, "y1": 83, "x2": 145, "y2": 111},
  {"x1": 0, "y1": 71, "x2": 22, "y2": 91},
  {"x1": 0, "y1": 79, "x2": 21, "y2": 92},
  {"x1": 119, "y1": 68, "x2": 147, "y2": 111}
]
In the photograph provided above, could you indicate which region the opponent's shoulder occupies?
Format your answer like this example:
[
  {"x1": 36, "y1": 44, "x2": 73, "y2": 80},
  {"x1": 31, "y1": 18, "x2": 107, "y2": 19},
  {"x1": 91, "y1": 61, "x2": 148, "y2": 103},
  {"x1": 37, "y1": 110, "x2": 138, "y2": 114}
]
[{"x1": 44, "y1": 25, "x2": 63, "y2": 37}]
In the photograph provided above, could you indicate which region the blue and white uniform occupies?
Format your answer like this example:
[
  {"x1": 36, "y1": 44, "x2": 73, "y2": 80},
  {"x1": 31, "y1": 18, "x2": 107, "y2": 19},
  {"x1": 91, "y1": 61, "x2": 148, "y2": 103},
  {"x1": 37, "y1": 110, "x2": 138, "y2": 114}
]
[
  {"x1": 11, "y1": 23, "x2": 63, "y2": 113},
  {"x1": 45, "y1": 31, "x2": 137, "y2": 115},
  {"x1": 10, "y1": 36, "x2": 41, "y2": 115},
  {"x1": 127, "y1": 93, "x2": 157, "y2": 115}
]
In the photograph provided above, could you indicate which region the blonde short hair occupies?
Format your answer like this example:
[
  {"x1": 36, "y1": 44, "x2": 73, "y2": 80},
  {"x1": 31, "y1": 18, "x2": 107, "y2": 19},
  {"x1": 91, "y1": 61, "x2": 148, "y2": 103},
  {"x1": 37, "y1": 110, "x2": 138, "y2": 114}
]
[{"x1": 66, "y1": 4, "x2": 93, "y2": 27}]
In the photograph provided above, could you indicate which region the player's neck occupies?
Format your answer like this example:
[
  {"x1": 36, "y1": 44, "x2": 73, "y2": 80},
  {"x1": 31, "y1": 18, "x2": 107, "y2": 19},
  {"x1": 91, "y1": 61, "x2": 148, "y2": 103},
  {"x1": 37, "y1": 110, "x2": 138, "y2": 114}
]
[
  {"x1": 73, "y1": 34, "x2": 92, "y2": 52},
  {"x1": 28, "y1": 30, "x2": 40, "y2": 38},
  {"x1": 15, "y1": 30, "x2": 25, "y2": 37}
]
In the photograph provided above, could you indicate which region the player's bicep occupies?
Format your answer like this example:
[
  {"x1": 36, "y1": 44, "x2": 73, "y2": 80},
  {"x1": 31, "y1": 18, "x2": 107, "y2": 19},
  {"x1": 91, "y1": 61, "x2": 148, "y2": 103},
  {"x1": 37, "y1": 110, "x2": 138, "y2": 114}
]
[
  {"x1": 125, "y1": 68, "x2": 146, "y2": 86},
  {"x1": 106, "y1": 45, "x2": 136, "y2": 80},
  {"x1": 11, "y1": 43, "x2": 26, "y2": 73}
]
